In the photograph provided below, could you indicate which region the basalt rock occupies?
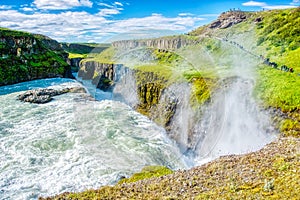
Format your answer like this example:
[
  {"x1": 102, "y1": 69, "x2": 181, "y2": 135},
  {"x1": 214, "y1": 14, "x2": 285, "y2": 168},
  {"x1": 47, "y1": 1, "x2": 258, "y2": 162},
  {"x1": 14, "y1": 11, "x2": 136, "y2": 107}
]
[
  {"x1": 70, "y1": 58, "x2": 83, "y2": 71},
  {"x1": 79, "y1": 61, "x2": 123, "y2": 91},
  {"x1": 78, "y1": 60, "x2": 200, "y2": 150},
  {"x1": 209, "y1": 10, "x2": 248, "y2": 29},
  {"x1": 112, "y1": 35, "x2": 198, "y2": 50},
  {"x1": 18, "y1": 86, "x2": 86, "y2": 104}
]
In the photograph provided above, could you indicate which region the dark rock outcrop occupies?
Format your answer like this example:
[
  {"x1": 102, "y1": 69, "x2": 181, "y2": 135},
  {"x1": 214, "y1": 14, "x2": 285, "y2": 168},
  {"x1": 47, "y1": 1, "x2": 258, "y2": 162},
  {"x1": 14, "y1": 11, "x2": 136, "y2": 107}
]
[
  {"x1": 78, "y1": 60, "x2": 200, "y2": 150},
  {"x1": 209, "y1": 10, "x2": 248, "y2": 29},
  {"x1": 70, "y1": 58, "x2": 83, "y2": 71},
  {"x1": 18, "y1": 86, "x2": 86, "y2": 104},
  {"x1": 79, "y1": 61, "x2": 123, "y2": 91}
]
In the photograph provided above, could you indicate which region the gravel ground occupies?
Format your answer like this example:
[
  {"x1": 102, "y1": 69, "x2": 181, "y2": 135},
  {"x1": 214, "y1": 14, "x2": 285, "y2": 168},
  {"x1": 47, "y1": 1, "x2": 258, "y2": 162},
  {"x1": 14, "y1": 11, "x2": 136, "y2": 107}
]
[{"x1": 41, "y1": 136, "x2": 300, "y2": 199}]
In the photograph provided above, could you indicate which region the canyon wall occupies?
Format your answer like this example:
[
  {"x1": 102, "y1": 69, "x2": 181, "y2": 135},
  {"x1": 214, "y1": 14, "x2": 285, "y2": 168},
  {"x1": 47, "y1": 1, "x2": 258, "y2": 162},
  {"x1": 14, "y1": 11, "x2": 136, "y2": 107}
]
[
  {"x1": 0, "y1": 28, "x2": 72, "y2": 86},
  {"x1": 78, "y1": 60, "x2": 203, "y2": 151},
  {"x1": 112, "y1": 35, "x2": 199, "y2": 50}
]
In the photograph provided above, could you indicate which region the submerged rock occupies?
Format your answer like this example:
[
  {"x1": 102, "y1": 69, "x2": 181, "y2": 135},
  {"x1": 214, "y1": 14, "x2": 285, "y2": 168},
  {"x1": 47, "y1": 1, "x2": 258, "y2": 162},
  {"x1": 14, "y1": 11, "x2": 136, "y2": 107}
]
[{"x1": 18, "y1": 86, "x2": 86, "y2": 104}]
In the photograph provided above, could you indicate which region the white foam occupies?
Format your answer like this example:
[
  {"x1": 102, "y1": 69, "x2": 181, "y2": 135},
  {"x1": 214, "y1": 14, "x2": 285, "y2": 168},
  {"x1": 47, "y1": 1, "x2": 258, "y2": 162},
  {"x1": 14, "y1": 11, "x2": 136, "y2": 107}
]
[{"x1": 0, "y1": 79, "x2": 185, "y2": 200}]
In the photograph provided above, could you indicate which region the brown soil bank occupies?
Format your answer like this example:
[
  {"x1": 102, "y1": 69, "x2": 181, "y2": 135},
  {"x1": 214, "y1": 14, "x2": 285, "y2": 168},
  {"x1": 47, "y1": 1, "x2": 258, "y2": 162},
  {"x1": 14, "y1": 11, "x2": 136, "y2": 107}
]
[{"x1": 40, "y1": 136, "x2": 299, "y2": 199}]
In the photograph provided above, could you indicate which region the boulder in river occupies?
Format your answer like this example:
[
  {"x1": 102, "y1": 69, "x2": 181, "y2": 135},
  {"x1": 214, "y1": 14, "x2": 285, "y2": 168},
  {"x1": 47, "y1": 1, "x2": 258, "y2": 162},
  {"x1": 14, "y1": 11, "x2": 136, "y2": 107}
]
[{"x1": 18, "y1": 87, "x2": 86, "y2": 104}]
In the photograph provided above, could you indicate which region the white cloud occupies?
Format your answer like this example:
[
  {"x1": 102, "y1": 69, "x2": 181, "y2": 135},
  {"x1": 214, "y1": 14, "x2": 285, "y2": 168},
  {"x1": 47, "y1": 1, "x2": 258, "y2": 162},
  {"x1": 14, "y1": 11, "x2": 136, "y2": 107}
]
[
  {"x1": 242, "y1": 1, "x2": 267, "y2": 7},
  {"x1": 21, "y1": 7, "x2": 36, "y2": 12},
  {"x1": 98, "y1": 3, "x2": 114, "y2": 8},
  {"x1": 80, "y1": 0, "x2": 93, "y2": 7},
  {"x1": 242, "y1": 1, "x2": 298, "y2": 9},
  {"x1": 0, "y1": 5, "x2": 12, "y2": 10},
  {"x1": 98, "y1": 8, "x2": 121, "y2": 16},
  {"x1": 0, "y1": 8, "x2": 206, "y2": 43},
  {"x1": 263, "y1": 5, "x2": 297, "y2": 9},
  {"x1": 114, "y1": 2, "x2": 123, "y2": 7},
  {"x1": 178, "y1": 13, "x2": 194, "y2": 17},
  {"x1": 33, "y1": 0, "x2": 93, "y2": 10}
]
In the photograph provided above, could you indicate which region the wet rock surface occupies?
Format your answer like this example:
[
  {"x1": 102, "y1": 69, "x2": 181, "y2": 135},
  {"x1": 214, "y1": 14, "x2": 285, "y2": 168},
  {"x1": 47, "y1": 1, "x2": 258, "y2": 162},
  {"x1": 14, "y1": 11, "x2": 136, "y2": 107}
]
[{"x1": 18, "y1": 87, "x2": 86, "y2": 104}]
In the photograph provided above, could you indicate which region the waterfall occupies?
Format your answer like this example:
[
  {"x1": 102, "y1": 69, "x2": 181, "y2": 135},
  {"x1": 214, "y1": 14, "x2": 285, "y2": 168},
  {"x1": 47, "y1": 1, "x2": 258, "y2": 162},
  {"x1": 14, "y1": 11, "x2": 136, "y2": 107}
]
[
  {"x1": 189, "y1": 47, "x2": 277, "y2": 165},
  {"x1": 112, "y1": 65, "x2": 139, "y2": 107},
  {"x1": 77, "y1": 43, "x2": 277, "y2": 167}
]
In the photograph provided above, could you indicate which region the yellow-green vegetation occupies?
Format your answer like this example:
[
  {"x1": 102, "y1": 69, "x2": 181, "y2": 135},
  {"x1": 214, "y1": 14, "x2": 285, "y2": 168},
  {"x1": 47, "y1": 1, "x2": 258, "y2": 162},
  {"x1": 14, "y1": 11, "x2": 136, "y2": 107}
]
[
  {"x1": 117, "y1": 166, "x2": 173, "y2": 184},
  {"x1": 254, "y1": 8, "x2": 300, "y2": 75},
  {"x1": 255, "y1": 66, "x2": 300, "y2": 137},
  {"x1": 153, "y1": 49, "x2": 183, "y2": 65},
  {"x1": 134, "y1": 64, "x2": 176, "y2": 83},
  {"x1": 256, "y1": 8, "x2": 300, "y2": 56},
  {"x1": 255, "y1": 66, "x2": 300, "y2": 112},
  {"x1": 91, "y1": 47, "x2": 117, "y2": 64},
  {"x1": 184, "y1": 71, "x2": 216, "y2": 106},
  {"x1": 279, "y1": 118, "x2": 300, "y2": 137},
  {"x1": 280, "y1": 47, "x2": 300, "y2": 72},
  {"x1": 62, "y1": 42, "x2": 110, "y2": 59},
  {"x1": 252, "y1": 8, "x2": 300, "y2": 137},
  {"x1": 68, "y1": 52, "x2": 87, "y2": 59}
]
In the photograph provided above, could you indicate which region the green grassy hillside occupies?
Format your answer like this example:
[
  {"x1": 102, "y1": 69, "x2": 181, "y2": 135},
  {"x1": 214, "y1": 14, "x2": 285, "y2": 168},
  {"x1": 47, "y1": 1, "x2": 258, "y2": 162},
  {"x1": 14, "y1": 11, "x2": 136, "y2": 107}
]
[
  {"x1": 61, "y1": 42, "x2": 111, "y2": 59},
  {"x1": 0, "y1": 28, "x2": 72, "y2": 85},
  {"x1": 190, "y1": 8, "x2": 300, "y2": 137}
]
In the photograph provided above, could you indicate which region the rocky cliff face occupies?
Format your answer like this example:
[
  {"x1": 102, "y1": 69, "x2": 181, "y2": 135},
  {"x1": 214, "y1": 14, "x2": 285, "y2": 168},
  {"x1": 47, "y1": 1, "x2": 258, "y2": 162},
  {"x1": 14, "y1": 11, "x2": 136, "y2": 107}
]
[
  {"x1": 209, "y1": 10, "x2": 248, "y2": 29},
  {"x1": 61, "y1": 43, "x2": 110, "y2": 54},
  {"x1": 112, "y1": 36, "x2": 198, "y2": 50},
  {"x1": 79, "y1": 61, "x2": 119, "y2": 91},
  {"x1": 69, "y1": 58, "x2": 83, "y2": 71},
  {"x1": 78, "y1": 60, "x2": 201, "y2": 150},
  {"x1": 0, "y1": 28, "x2": 72, "y2": 86}
]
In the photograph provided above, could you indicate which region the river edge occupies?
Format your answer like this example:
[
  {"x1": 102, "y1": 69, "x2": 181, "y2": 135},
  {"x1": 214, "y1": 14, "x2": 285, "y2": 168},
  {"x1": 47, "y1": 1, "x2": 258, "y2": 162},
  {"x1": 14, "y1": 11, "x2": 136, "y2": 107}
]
[{"x1": 41, "y1": 136, "x2": 299, "y2": 199}]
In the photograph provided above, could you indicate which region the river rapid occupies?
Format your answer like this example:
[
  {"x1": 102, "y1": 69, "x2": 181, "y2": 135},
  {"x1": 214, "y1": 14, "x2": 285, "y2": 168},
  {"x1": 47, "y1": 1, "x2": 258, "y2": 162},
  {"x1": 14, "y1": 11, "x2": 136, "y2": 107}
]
[{"x1": 0, "y1": 78, "x2": 186, "y2": 199}]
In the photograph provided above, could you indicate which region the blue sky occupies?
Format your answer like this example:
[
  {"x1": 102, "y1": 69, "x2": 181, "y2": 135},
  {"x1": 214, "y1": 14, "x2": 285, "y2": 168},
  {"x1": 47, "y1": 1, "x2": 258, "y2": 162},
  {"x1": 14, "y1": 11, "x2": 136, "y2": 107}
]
[{"x1": 0, "y1": 0, "x2": 299, "y2": 43}]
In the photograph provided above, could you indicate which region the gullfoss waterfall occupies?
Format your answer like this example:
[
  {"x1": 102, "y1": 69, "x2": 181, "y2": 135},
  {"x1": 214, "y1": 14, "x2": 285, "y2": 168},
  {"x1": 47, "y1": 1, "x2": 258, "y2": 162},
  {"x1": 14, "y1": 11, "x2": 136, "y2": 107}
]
[{"x1": 0, "y1": 40, "x2": 278, "y2": 199}]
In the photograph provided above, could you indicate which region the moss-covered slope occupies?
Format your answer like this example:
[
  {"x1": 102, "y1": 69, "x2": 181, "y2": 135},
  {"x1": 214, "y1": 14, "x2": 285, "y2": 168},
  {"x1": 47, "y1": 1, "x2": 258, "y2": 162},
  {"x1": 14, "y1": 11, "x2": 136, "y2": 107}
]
[{"x1": 0, "y1": 28, "x2": 72, "y2": 86}]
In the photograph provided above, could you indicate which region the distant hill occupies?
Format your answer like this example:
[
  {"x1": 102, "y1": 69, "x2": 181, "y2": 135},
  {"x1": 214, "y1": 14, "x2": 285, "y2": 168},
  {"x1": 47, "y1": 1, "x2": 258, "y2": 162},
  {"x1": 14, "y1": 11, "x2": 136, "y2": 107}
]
[{"x1": 61, "y1": 42, "x2": 111, "y2": 59}]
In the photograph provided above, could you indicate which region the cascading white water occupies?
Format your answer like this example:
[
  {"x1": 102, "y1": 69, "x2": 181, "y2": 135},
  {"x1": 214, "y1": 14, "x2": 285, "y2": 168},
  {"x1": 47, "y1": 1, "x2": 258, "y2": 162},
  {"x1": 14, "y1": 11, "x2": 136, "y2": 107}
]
[
  {"x1": 190, "y1": 46, "x2": 277, "y2": 165},
  {"x1": 92, "y1": 42, "x2": 277, "y2": 167},
  {"x1": 0, "y1": 78, "x2": 186, "y2": 200},
  {"x1": 192, "y1": 77, "x2": 276, "y2": 164}
]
